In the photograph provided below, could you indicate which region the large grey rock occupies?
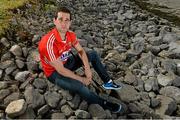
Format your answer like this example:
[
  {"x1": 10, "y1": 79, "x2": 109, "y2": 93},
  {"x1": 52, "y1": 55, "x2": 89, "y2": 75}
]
[
  {"x1": 157, "y1": 73, "x2": 175, "y2": 86},
  {"x1": 24, "y1": 86, "x2": 45, "y2": 109},
  {"x1": 44, "y1": 91, "x2": 61, "y2": 108},
  {"x1": 61, "y1": 105, "x2": 73, "y2": 116},
  {"x1": 4, "y1": 92, "x2": 21, "y2": 106},
  {"x1": 9, "y1": 45, "x2": 22, "y2": 57},
  {"x1": 0, "y1": 82, "x2": 8, "y2": 90},
  {"x1": 15, "y1": 71, "x2": 30, "y2": 82},
  {"x1": 75, "y1": 109, "x2": 91, "y2": 119},
  {"x1": 0, "y1": 60, "x2": 14, "y2": 69},
  {"x1": 51, "y1": 112, "x2": 66, "y2": 119},
  {"x1": 0, "y1": 89, "x2": 10, "y2": 101},
  {"x1": 5, "y1": 99, "x2": 27, "y2": 118},
  {"x1": 163, "y1": 33, "x2": 178, "y2": 43},
  {"x1": 160, "y1": 86, "x2": 180, "y2": 104},
  {"x1": 124, "y1": 70, "x2": 138, "y2": 85},
  {"x1": 116, "y1": 84, "x2": 140, "y2": 102},
  {"x1": 88, "y1": 104, "x2": 106, "y2": 119},
  {"x1": 1, "y1": 52, "x2": 12, "y2": 62},
  {"x1": 33, "y1": 78, "x2": 48, "y2": 90},
  {"x1": 155, "y1": 95, "x2": 177, "y2": 116},
  {"x1": 18, "y1": 106, "x2": 36, "y2": 119},
  {"x1": 15, "y1": 59, "x2": 25, "y2": 69},
  {"x1": 144, "y1": 77, "x2": 159, "y2": 92},
  {"x1": 0, "y1": 37, "x2": 10, "y2": 47},
  {"x1": 38, "y1": 105, "x2": 50, "y2": 116}
]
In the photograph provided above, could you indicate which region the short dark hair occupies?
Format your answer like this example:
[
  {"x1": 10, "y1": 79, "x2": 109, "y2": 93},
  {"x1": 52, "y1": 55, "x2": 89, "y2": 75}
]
[{"x1": 54, "y1": 7, "x2": 72, "y2": 20}]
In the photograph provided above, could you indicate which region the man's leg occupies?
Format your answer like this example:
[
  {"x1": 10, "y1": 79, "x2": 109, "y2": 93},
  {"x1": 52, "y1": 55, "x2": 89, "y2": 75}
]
[
  {"x1": 48, "y1": 71, "x2": 122, "y2": 113},
  {"x1": 86, "y1": 50, "x2": 121, "y2": 90}
]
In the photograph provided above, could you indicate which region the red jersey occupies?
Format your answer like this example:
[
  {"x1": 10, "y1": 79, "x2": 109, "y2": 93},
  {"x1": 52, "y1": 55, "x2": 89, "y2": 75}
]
[{"x1": 38, "y1": 28, "x2": 79, "y2": 77}]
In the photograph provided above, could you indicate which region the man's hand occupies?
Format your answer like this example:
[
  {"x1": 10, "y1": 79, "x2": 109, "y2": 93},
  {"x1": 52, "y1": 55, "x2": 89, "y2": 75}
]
[{"x1": 81, "y1": 77, "x2": 91, "y2": 86}]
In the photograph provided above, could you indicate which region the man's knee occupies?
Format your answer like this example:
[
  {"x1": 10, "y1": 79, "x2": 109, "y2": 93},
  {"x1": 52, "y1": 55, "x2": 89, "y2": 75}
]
[{"x1": 87, "y1": 50, "x2": 98, "y2": 60}]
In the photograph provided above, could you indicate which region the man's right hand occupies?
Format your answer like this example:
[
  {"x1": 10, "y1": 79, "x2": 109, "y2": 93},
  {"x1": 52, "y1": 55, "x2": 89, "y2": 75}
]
[{"x1": 81, "y1": 77, "x2": 91, "y2": 86}]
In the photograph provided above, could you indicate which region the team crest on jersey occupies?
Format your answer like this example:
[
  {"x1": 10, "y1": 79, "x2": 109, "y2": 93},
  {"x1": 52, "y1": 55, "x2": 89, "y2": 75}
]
[{"x1": 60, "y1": 51, "x2": 69, "y2": 61}]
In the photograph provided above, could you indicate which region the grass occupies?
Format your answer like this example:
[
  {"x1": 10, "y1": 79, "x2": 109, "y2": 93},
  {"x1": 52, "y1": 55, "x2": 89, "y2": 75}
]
[{"x1": 0, "y1": 0, "x2": 34, "y2": 36}]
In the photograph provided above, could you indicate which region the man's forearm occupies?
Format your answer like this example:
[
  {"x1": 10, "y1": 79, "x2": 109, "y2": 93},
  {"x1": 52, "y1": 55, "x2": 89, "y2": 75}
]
[
  {"x1": 56, "y1": 66, "x2": 84, "y2": 82},
  {"x1": 78, "y1": 50, "x2": 90, "y2": 69}
]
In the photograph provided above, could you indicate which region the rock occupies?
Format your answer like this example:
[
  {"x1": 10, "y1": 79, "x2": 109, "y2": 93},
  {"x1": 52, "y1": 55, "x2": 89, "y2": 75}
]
[
  {"x1": 0, "y1": 89, "x2": 10, "y2": 101},
  {"x1": 75, "y1": 109, "x2": 91, "y2": 119},
  {"x1": 88, "y1": 104, "x2": 106, "y2": 119},
  {"x1": 157, "y1": 73, "x2": 175, "y2": 86},
  {"x1": 24, "y1": 86, "x2": 45, "y2": 109},
  {"x1": 5, "y1": 99, "x2": 27, "y2": 118},
  {"x1": 163, "y1": 33, "x2": 178, "y2": 43},
  {"x1": 51, "y1": 112, "x2": 66, "y2": 119},
  {"x1": 38, "y1": 105, "x2": 50, "y2": 116},
  {"x1": 172, "y1": 77, "x2": 180, "y2": 87},
  {"x1": 79, "y1": 100, "x2": 88, "y2": 110},
  {"x1": 15, "y1": 71, "x2": 30, "y2": 82},
  {"x1": 0, "y1": 82, "x2": 8, "y2": 90},
  {"x1": 68, "y1": 94, "x2": 81, "y2": 109},
  {"x1": 44, "y1": 91, "x2": 61, "y2": 108},
  {"x1": 160, "y1": 86, "x2": 180, "y2": 104},
  {"x1": 61, "y1": 105, "x2": 73, "y2": 116},
  {"x1": 0, "y1": 69, "x2": 3, "y2": 79},
  {"x1": 0, "y1": 60, "x2": 14, "y2": 70},
  {"x1": 144, "y1": 77, "x2": 159, "y2": 92},
  {"x1": 5, "y1": 66, "x2": 17, "y2": 75},
  {"x1": 124, "y1": 70, "x2": 138, "y2": 85},
  {"x1": 32, "y1": 35, "x2": 40, "y2": 43},
  {"x1": 151, "y1": 97, "x2": 160, "y2": 108},
  {"x1": 116, "y1": 84, "x2": 140, "y2": 103},
  {"x1": 9, "y1": 45, "x2": 22, "y2": 57},
  {"x1": 0, "y1": 37, "x2": 10, "y2": 47},
  {"x1": 4, "y1": 92, "x2": 21, "y2": 106},
  {"x1": 18, "y1": 106, "x2": 36, "y2": 119},
  {"x1": 15, "y1": 59, "x2": 25, "y2": 69},
  {"x1": 155, "y1": 95, "x2": 177, "y2": 116},
  {"x1": 148, "y1": 36, "x2": 162, "y2": 46},
  {"x1": 1, "y1": 52, "x2": 12, "y2": 62},
  {"x1": 168, "y1": 41, "x2": 180, "y2": 58},
  {"x1": 33, "y1": 78, "x2": 48, "y2": 90}
]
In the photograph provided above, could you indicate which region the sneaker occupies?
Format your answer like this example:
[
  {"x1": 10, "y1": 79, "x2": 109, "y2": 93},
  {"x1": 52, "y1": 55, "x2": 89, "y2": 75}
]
[
  {"x1": 104, "y1": 101, "x2": 122, "y2": 113},
  {"x1": 102, "y1": 80, "x2": 122, "y2": 90}
]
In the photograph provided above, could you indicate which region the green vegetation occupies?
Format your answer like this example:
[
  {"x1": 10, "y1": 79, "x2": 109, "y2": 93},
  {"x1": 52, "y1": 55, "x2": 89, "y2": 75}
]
[{"x1": 0, "y1": 0, "x2": 35, "y2": 36}]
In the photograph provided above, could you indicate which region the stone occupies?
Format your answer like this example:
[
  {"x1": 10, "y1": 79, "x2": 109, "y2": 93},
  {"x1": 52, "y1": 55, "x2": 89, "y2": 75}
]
[
  {"x1": 61, "y1": 105, "x2": 73, "y2": 116},
  {"x1": 5, "y1": 99, "x2": 27, "y2": 118},
  {"x1": 44, "y1": 91, "x2": 61, "y2": 108},
  {"x1": 9, "y1": 45, "x2": 22, "y2": 57},
  {"x1": 0, "y1": 37, "x2": 10, "y2": 47},
  {"x1": 75, "y1": 109, "x2": 91, "y2": 119},
  {"x1": 88, "y1": 104, "x2": 106, "y2": 119},
  {"x1": 15, "y1": 71, "x2": 30, "y2": 82}
]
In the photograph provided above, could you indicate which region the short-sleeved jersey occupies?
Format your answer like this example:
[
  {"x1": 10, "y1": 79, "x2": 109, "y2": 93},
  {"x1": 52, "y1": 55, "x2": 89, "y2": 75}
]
[{"x1": 38, "y1": 28, "x2": 79, "y2": 77}]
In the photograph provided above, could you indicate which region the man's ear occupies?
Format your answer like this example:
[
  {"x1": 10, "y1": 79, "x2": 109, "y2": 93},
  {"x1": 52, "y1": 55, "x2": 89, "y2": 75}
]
[{"x1": 53, "y1": 18, "x2": 56, "y2": 25}]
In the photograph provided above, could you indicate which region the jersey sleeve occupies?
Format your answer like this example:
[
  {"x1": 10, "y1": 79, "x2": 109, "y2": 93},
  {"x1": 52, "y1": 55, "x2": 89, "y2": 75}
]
[
  {"x1": 40, "y1": 38, "x2": 59, "y2": 62},
  {"x1": 70, "y1": 32, "x2": 79, "y2": 47}
]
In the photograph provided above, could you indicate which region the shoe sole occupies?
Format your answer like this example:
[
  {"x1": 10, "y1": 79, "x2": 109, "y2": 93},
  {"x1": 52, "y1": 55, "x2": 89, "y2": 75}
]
[
  {"x1": 102, "y1": 85, "x2": 122, "y2": 90},
  {"x1": 112, "y1": 104, "x2": 122, "y2": 113}
]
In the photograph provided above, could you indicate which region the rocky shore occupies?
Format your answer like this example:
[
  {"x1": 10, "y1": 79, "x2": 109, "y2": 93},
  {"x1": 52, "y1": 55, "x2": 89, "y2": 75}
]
[{"x1": 0, "y1": 0, "x2": 180, "y2": 119}]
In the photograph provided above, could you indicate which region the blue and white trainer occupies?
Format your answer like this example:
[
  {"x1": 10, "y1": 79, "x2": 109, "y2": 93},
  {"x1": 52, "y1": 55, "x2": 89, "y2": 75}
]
[{"x1": 102, "y1": 80, "x2": 122, "y2": 90}]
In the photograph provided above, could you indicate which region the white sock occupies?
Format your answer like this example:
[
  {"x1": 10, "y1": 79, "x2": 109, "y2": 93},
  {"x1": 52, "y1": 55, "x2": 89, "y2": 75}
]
[{"x1": 108, "y1": 79, "x2": 112, "y2": 83}]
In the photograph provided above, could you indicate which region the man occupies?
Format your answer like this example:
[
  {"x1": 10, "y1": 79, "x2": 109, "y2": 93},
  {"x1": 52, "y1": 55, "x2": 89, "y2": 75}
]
[{"x1": 38, "y1": 7, "x2": 122, "y2": 113}]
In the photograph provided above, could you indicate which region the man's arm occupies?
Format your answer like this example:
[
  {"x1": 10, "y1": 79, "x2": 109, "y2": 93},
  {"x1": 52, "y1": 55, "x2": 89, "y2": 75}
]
[
  {"x1": 73, "y1": 42, "x2": 92, "y2": 81},
  {"x1": 50, "y1": 59, "x2": 88, "y2": 85}
]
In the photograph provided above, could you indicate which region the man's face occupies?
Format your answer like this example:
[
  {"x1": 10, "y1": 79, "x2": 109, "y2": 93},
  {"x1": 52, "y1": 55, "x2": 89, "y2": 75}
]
[{"x1": 54, "y1": 12, "x2": 71, "y2": 33}]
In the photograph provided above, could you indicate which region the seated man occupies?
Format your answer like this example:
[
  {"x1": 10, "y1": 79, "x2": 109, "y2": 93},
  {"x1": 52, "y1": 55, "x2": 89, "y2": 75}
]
[{"x1": 38, "y1": 6, "x2": 122, "y2": 113}]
